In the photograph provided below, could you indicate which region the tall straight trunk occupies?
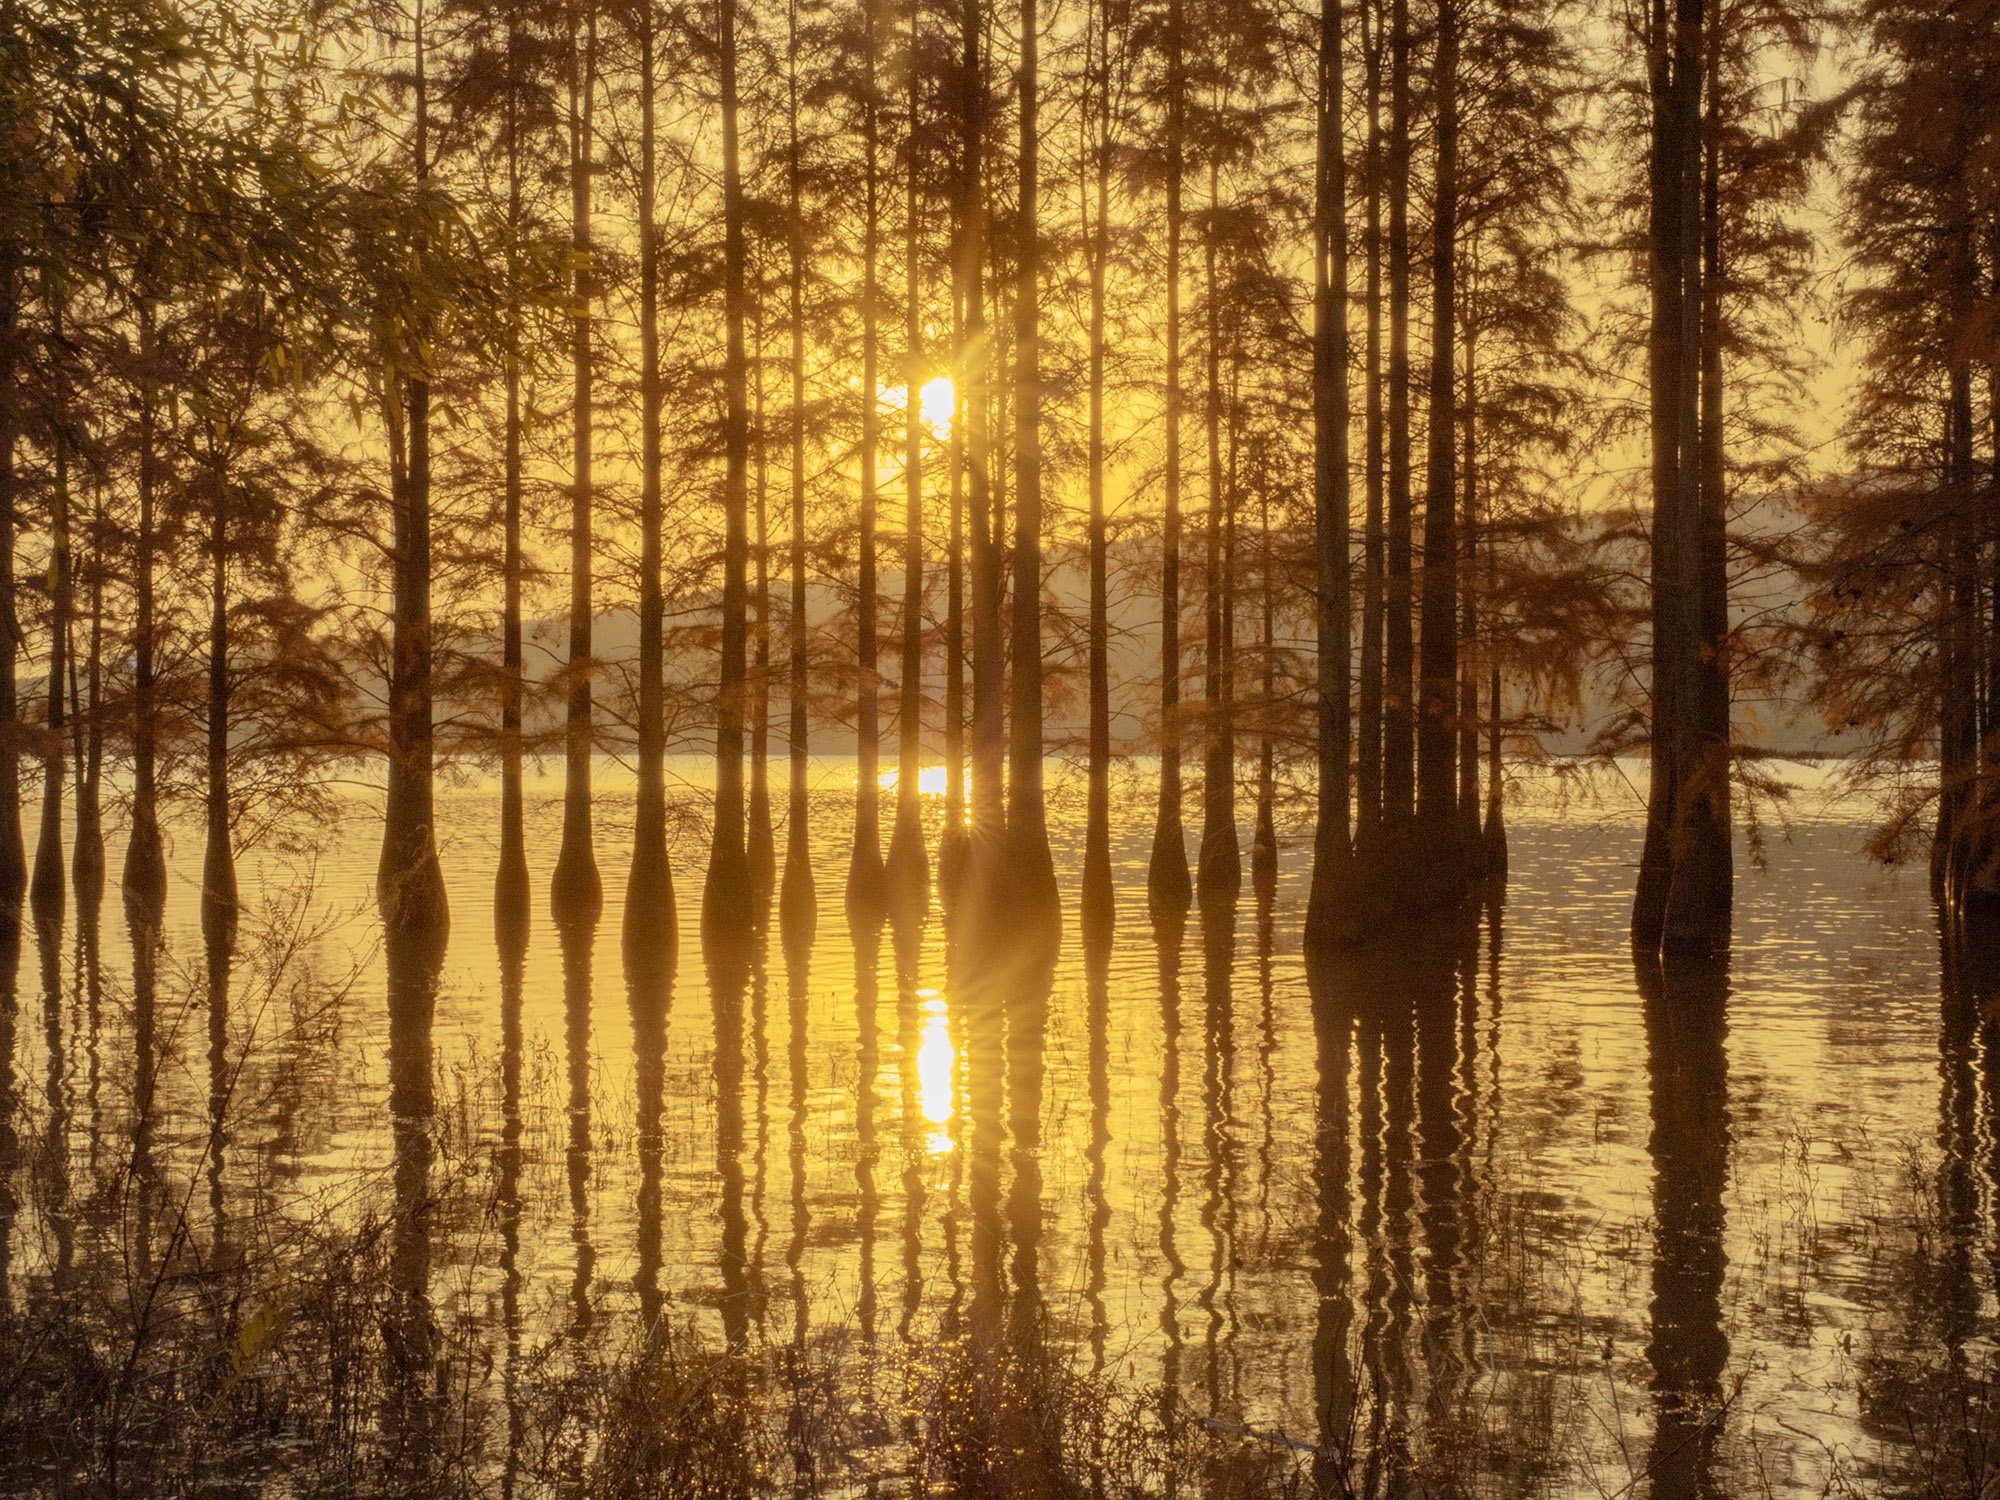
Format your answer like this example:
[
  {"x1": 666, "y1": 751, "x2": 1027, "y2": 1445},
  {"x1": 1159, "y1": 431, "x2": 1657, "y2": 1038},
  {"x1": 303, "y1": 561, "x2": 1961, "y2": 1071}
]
[
  {"x1": 850, "y1": 0, "x2": 888, "y2": 923},
  {"x1": 0, "y1": 263, "x2": 21, "y2": 917},
  {"x1": 1659, "y1": 0, "x2": 1717, "y2": 955},
  {"x1": 1631, "y1": 0, "x2": 1687, "y2": 951},
  {"x1": 552, "y1": 0, "x2": 602, "y2": 925},
  {"x1": 886, "y1": 0, "x2": 928, "y2": 911},
  {"x1": 1305, "y1": 0, "x2": 1353, "y2": 944},
  {"x1": 1253, "y1": 479, "x2": 1276, "y2": 900},
  {"x1": 941, "y1": 271, "x2": 968, "y2": 901},
  {"x1": 122, "y1": 299, "x2": 165, "y2": 919},
  {"x1": 962, "y1": 0, "x2": 1006, "y2": 911},
  {"x1": 1198, "y1": 155, "x2": 1239, "y2": 905},
  {"x1": 780, "y1": 0, "x2": 817, "y2": 944},
  {"x1": 1008, "y1": 0, "x2": 1059, "y2": 947},
  {"x1": 72, "y1": 483, "x2": 102, "y2": 915},
  {"x1": 379, "y1": 358, "x2": 448, "y2": 944},
  {"x1": 1415, "y1": 0, "x2": 1459, "y2": 899},
  {"x1": 1662, "y1": 30, "x2": 1731, "y2": 951},
  {"x1": 1459, "y1": 322, "x2": 1481, "y2": 851},
  {"x1": 1485, "y1": 547, "x2": 1506, "y2": 872},
  {"x1": 706, "y1": 0, "x2": 754, "y2": 945},
  {"x1": 1382, "y1": 0, "x2": 1414, "y2": 832},
  {"x1": 1357, "y1": 0, "x2": 1384, "y2": 842},
  {"x1": 30, "y1": 294, "x2": 67, "y2": 924},
  {"x1": 202, "y1": 458, "x2": 236, "y2": 944},
  {"x1": 1940, "y1": 372, "x2": 1978, "y2": 900},
  {"x1": 1081, "y1": 0, "x2": 1113, "y2": 938},
  {"x1": 626, "y1": 0, "x2": 677, "y2": 966},
  {"x1": 1148, "y1": 0, "x2": 1192, "y2": 921},
  {"x1": 1223, "y1": 347, "x2": 1243, "y2": 880},
  {"x1": 751, "y1": 298, "x2": 777, "y2": 907},
  {"x1": 991, "y1": 219, "x2": 1010, "y2": 679},
  {"x1": 497, "y1": 0, "x2": 529, "y2": 935}
]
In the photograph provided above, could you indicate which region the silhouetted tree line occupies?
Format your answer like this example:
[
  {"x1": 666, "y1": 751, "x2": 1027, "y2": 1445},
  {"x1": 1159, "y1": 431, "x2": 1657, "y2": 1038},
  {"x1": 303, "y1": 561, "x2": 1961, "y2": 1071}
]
[{"x1": 3, "y1": 0, "x2": 1982, "y2": 963}]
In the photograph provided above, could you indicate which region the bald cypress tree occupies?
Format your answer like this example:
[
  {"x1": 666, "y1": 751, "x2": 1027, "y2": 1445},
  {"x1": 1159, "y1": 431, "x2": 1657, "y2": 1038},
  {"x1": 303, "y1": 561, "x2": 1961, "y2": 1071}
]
[
  {"x1": 712, "y1": 0, "x2": 756, "y2": 952},
  {"x1": 1306, "y1": 0, "x2": 1353, "y2": 947},
  {"x1": 1006, "y1": 0, "x2": 1059, "y2": 951},
  {"x1": 1080, "y1": 0, "x2": 1118, "y2": 941},
  {"x1": 1197, "y1": 132, "x2": 1240, "y2": 908},
  {"x1": 121, "y1": 292, "x2": 166, "y2": 922},
  {"x1": 704, "y1": 0, "x2": 754, "y2": 949},
  {"x1": 550, "y1": 0, "x2": 601, "y2": 928},
  {"x1": 1381, "y1": 0, "x2": 1413, "y2": 842},
  {"x1": 848, "y1": 0, "x2": 889, "y2": 927},
  {"x1": 0, "y1": 260, "x2": 20, "y2": 923},
  {"x1": 779, "y1": 0, "x2": 817, "y2": 946},
  {"x1": 1148, "y1": 0, "x2": 1193, "y2": 923},
  {"x1": 376, "y1": 0, "x2": 448, "y2": 952},
  {"x1": 885, "y1": 0, "x2": 928, "y2": 915},
  {"x1": 1414, "y1": 0, "x2": 1461, "y2": 905},
  {"x1": 625, "y1": 0, "x2": 677, "y2": 968},
  {"x1": 1356, "y1": 0, "x2": 1385, "y2": 848},
  {"x1": 960, "y1": 0, "x2": 1007, "y2": 931}
]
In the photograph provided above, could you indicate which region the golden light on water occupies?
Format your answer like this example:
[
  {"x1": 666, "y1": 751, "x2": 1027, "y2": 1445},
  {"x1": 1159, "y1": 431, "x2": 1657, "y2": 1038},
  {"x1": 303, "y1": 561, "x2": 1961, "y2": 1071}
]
[
  {"x1": 876, "y1": 765, "x2": 948, "y2": 795},
  {"x1": 916, "y1": 988, "x2": 955, "y2": 1154}
]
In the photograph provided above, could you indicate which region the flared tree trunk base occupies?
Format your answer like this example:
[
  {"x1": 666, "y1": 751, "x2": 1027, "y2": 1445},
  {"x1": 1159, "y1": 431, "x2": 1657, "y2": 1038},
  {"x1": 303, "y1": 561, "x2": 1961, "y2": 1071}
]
[
  {"x1": 1148, "y1": 817, "x2": 1192, "y2": 926},
  {"x1": 122, "y1": 815, "x2": 167, "y2": 927},
  {"x1": 623, "y1": 841, "x2": 679, "y2": 982},
  {"x1": 1305, "y1": 819, "x2": 1482, "y2": 954}
]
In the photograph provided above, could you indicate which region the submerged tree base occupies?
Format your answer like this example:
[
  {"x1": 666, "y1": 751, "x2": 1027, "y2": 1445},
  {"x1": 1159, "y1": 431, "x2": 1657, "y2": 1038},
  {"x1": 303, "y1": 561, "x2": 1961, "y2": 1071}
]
[{"x1": 1305, "y1": 821, "x2": 1493, "y2": 952}]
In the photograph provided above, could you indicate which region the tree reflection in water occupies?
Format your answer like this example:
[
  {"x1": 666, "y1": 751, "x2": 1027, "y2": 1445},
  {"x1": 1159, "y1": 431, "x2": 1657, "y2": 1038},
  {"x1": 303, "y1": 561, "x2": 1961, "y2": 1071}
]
[{"x1": 2, "y1": 799, "x2": 1998, "y2": 1495}]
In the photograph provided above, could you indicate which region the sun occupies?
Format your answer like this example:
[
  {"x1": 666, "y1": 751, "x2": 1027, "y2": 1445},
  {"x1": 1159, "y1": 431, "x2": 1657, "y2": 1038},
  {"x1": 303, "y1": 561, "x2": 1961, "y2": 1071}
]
[{"x1": 918, "y1": 375, "x2": 956, "y2": 435}]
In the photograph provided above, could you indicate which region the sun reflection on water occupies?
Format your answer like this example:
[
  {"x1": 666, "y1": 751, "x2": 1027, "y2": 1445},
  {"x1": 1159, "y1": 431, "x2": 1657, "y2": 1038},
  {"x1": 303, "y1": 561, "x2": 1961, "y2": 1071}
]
[
  {"x1": 915, "y1": 988, "x2": 955, "y2": 1153},
  {"x1": 876, "y1": 765, "x2": 948, "y2": 795}
]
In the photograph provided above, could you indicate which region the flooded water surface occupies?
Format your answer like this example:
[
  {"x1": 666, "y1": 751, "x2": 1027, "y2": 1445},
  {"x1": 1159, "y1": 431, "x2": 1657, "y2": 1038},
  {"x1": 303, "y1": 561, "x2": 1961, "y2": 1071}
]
[{"x1": 3, "y1": 761, "x2": 1995, "y2": 1496}]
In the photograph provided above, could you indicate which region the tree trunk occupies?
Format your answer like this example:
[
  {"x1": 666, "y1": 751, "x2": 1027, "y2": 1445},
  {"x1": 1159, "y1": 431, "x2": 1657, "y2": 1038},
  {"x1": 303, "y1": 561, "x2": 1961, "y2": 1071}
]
[
  {"x1": 497, "y1": 8, "x2": 529, "y2": 941},
  {"x1": 962, "y1": 0, "x2": 1007, "y2": 930},
  {"x1": 626, "y1": 0, "x2": 678, "y2": 972},
  {"x1": 0, "y1": 264, "x2": 21, "y2": 919},
  {"x1": 1253, "y1": 478, "x2": 1276, "y2": 903},
  {"x1": 1199, "y1": 156, "x2": 1240, "y2": 907},
  {"x1": 940, "y1": 264, "x2": 968, "y2": 907},
  {"x1": 1631, "y1": 0, "x2": 1687, "y2": 953},
  {"x1": 71, "y1": 483, "x2": 102, "y2": 917},
  {"x1": 1415, "y1": 0, "x2": 1460, "y2": 910},
  {"x1": 849, "y1": 0, "x2": 887, "y2": 926},
  {"x1": 375, "y1": 0, "x2": 446, "y2": 957},
  {"x1": 1459, "y1": 322, "x2": 1481, "y2": 857},
  {"x1": 886, "y1": 0, "x2": 929, "y2": 915},
  {"x1": 1357, "y1": 0, "x2": 1384, "y2": 845},
  {"x1": 1149, "y1": 0, "x2": 1193, "y2": 922},
  {"x1": 1382, "y1": 0, "x2": 1414, "y2": 837},
  {"x1": 751, "y1": 296, "x2": 777, "y2": 910},
  {"x1": 1082, "y1": 0, "x2": 1114, "y2": 941},
  {"x1": 780, "y1": 0, "x2": 818, "y2": 948},
  {"x1": 29, "y1": 300, "x2": 67, "y2": 926},
  {"x1": 1007, "y1": 0, "x2": 1059, "y2": 952},
  {"x1": 1305, "y1": 0, "x2": 1354, "y2": 946},
  {"x1": 1939, "y1": 374, "x2": 1978, "y2": 904},
  {"x1": 1472, "y1": 306, "x2": 1506, "y2": 875},
  {"x1": 378, "y1": 359, "x2": 449, "y2": 947},
  {"x1": 202, "y1": 458, "x2": 236, "y2": 947},
  {"x1": 122, "y1": 300, "x2": 165, "y2": 921},
  {"x1": 552, "y1": 0, "x2": 602, "y2": 927},
  {"x1": 1655, "y1": 0, "x2": 1711, "y2": 955},
  {"x1": 704, "y1": 0, "x2": 754, "y2": 950},
  {"x1": 1661, "y1": 28, "x2": 1731, "y2": 955}
]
